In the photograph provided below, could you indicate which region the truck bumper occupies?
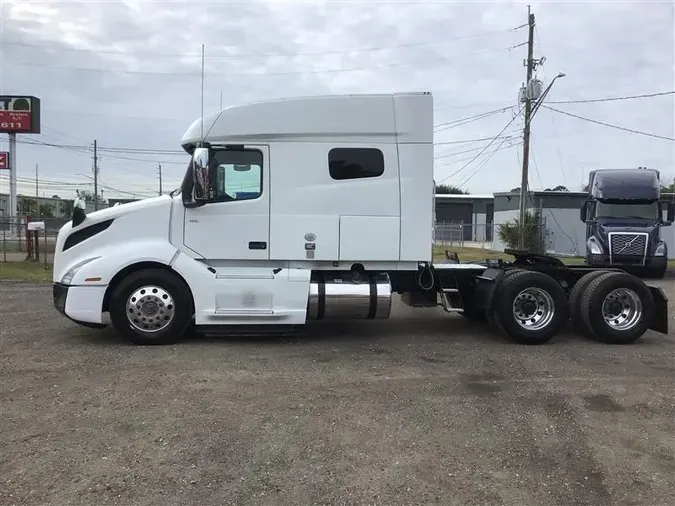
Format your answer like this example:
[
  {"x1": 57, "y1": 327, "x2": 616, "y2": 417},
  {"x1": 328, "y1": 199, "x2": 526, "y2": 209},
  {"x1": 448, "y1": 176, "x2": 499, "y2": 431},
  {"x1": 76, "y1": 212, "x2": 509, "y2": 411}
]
[
  {"x1": 53, "y1": 283, "x2": 108, "y2": 329},
  {"x1": 587, "y1": 254, "x2": 667, "y2": 273}
]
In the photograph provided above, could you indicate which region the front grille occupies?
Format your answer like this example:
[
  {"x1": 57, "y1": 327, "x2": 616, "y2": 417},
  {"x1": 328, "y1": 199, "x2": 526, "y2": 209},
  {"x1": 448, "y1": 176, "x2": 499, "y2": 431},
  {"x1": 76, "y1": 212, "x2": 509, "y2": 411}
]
[{"x1": 609, "y1": 233, "x2": 647, "y2": 259}]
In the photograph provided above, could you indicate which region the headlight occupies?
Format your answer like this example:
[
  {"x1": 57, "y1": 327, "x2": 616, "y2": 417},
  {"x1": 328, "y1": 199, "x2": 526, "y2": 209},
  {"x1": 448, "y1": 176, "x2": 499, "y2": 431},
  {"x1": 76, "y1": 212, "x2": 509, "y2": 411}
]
[
  {"x1": 586, "y1": 236, "x2": 603, "y2": 255},
  {"x1": 654, "y1": 242, "x2": 667, "y2": 257},
  {"x1": 61, "y1": 257, "x2": 100, "y2": 285}
]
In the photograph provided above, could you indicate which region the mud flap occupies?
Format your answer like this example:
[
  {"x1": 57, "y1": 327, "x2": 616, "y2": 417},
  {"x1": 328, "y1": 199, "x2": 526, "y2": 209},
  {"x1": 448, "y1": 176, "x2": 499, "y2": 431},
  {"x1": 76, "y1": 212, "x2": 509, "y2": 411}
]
[{"x1": 648, "y1": 286, "x2": 668, "y2": 335}]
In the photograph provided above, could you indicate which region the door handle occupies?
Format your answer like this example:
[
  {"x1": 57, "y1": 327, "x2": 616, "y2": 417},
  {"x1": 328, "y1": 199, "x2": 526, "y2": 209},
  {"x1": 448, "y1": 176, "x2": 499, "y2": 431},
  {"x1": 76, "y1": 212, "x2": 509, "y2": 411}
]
[{"x1": 248, "y1": 241, "x2": 267, "y2": 250}]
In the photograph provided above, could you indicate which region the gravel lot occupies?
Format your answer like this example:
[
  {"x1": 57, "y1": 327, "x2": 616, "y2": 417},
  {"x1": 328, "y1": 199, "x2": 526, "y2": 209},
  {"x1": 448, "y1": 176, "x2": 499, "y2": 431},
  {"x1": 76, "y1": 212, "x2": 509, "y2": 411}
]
[{"x1": 1, "y1": 280, "x2": 674, "y2": 506}]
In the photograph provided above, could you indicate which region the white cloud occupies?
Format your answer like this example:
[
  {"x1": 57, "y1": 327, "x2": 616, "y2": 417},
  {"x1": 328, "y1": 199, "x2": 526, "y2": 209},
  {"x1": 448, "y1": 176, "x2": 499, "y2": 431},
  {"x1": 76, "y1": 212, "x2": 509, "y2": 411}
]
[{"x1": 0, "y1": 0, "x2": 673, "y2": 201}]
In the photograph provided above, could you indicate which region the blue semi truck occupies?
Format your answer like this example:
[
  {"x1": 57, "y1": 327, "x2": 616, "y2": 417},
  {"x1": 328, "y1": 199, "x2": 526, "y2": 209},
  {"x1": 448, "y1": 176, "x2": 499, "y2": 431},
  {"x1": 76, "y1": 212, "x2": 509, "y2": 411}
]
[{"x1": 582, "y1": 168, "x2": 674, "y2": 278}]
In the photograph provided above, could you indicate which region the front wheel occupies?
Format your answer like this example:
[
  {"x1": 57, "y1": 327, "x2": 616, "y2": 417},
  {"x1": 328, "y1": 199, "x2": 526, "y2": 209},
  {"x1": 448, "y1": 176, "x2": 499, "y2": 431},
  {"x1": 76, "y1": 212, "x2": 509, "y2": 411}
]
[{"x1": 109, "y1": 268, "x2": 194, "y2": 345}]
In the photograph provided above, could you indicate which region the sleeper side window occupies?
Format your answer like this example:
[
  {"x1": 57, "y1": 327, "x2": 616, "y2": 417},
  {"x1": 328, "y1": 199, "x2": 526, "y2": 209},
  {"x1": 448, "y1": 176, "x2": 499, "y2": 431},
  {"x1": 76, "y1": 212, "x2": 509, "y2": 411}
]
[
  {"x1": 212, "y1": 149, "x2": 263, "y2": 201},
  {"x1": 328, "y1": 147, "x2": 384, "y2": 180}
]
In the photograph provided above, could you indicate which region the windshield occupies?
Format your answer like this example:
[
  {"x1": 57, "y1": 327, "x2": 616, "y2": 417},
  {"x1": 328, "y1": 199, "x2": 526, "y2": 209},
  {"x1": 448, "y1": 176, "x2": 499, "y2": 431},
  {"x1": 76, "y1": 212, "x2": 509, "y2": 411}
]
[{"x1": 595, "y1": 201, "x2": 659, "y2": 220}]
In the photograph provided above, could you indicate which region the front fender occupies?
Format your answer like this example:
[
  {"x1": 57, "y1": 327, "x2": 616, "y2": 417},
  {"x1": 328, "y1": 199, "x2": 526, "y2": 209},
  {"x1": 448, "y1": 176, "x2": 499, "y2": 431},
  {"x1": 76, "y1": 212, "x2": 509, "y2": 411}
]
[{"x1": 62, "y1": 240, "x2": 180, "y2": 286}]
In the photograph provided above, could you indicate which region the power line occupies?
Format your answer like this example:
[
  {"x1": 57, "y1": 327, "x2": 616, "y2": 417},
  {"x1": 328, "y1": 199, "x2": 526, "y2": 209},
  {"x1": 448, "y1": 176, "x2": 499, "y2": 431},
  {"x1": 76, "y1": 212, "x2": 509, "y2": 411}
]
[
  {"x1": 434, "y1": 140, "x2": 522, "y2": 171},
  {"x1": 434, "y1": 136, "x2": 519, "y2": 159},
  {"x1": 533, "y1": 24, "x2": 567, "y2": 189},
  {"x1": 456, "y1": 136, "x2": 514, "y2": 188},
  {"x1": 436, "y1": 107, "x2": 526, "y2": 184},
  {"x1": 3, "y1": 25, "x2": 527, "y2": 58},
  {"x1": 434, "y1": 135, "x2": 519, "y2": 146},
  {"x1": 8, "y1": 43, "x2": 527, "y2": 77},
  {"x1": 548, "y1": 90, "x2": 675, "y2": 104},
  {"x1": 15, "y1": 138, "x2": 188, "y2": 165},
  {"x1": 542, "y1": 105, "x2": 675, "y2": 141},
  {"x1": 530, "y1": 143, "x2": 579, "y2": 253},
  {"x1": 18, "y1": 138, "x2": 184, "y2": 155},
  {"x1": 0, "y1": 174, "x2": 157, "y2": 198},
  {"x1": 434, "y1": 106, "x2": 514, "y2": 130}
]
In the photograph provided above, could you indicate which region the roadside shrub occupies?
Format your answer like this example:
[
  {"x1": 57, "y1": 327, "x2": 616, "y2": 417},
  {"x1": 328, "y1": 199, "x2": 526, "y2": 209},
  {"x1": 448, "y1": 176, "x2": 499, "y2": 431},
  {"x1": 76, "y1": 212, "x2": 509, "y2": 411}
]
[{"x1": 498, "y1": 211, "x2": 542, "y2": 252}]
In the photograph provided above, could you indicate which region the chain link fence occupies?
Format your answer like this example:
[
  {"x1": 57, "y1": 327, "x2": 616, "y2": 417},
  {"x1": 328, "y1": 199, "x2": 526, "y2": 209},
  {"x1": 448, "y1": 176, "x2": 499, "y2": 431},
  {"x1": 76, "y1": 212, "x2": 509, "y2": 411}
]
[
  {"x1": 1, "y1": 216, "x2": 63, "y2": 266},
  {"x1": 434, "y1": 218, "x2": 548, "y2": 254}
]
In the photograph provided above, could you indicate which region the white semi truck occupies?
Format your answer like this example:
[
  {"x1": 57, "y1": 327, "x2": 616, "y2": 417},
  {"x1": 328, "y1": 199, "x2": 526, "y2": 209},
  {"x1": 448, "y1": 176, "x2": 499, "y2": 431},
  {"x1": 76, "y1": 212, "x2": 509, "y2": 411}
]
[{"x1": 52, "y1": 92, "x2": 669, "y2": 345}]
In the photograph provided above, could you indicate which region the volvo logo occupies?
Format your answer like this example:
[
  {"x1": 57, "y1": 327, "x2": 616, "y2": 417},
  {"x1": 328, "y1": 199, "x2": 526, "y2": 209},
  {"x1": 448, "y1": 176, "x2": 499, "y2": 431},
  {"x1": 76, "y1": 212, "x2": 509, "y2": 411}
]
[{"x1": 616, "y1": 236, "x2": 638, "y2": 254}]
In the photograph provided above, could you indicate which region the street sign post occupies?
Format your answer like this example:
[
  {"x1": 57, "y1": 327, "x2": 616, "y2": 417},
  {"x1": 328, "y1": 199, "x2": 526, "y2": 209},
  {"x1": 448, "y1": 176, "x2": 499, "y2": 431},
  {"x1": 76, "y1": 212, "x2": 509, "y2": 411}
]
[{"x1": 1, "y1": 95, "x2": 41, "y2": 238}]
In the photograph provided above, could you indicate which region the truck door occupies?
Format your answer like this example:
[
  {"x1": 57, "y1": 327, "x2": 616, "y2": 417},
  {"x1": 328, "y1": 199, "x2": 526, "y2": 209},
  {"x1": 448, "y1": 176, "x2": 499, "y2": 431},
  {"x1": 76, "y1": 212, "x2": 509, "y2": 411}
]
[{"x1": 183, "y1": 145, "x2": 270, "y2": 260}]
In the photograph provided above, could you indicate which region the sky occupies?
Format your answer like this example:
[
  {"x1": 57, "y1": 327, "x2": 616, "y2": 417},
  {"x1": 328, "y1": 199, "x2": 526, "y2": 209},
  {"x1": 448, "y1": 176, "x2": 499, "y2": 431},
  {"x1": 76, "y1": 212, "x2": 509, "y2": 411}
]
[{"x1": 0, "y1": 0, "x2": 673, "y2": 202}]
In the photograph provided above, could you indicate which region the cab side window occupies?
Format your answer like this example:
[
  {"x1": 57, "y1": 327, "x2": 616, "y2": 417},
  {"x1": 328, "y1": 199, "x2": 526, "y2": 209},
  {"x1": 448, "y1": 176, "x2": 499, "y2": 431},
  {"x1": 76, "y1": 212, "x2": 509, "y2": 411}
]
[
  {"x1": 213, "y1": 149, "x2": 263, "y2": 201},
  {"x1": 328, "y1": 147, "x2": 384, "y2": 180}
]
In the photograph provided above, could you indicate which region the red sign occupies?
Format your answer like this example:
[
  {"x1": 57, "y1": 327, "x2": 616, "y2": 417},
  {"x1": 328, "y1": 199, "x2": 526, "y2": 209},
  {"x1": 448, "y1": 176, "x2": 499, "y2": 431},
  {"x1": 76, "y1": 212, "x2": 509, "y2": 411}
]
[
  {"x1": 0, "y1": 110, "x2": 31, "y2": 132},
  {"x1": 0, "y1": 96, "x2": 40, "y2": 134},
  {"x1": 0, "y1": 152, "x2": 8, "y2": 169}
]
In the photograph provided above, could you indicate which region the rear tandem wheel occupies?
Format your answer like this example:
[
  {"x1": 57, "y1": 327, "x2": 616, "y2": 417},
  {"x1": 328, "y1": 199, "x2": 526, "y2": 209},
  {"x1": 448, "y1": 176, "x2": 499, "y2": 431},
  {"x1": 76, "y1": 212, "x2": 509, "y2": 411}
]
[
  {"x1": 568, "y1": 269, "x2": 616, "y2": 337},
  {"x1": 489, "y1": 269, "x2": 568, "y2": 345},
  {"x1": 579, "y1": 271, "x2": 655, "y2": 344}
]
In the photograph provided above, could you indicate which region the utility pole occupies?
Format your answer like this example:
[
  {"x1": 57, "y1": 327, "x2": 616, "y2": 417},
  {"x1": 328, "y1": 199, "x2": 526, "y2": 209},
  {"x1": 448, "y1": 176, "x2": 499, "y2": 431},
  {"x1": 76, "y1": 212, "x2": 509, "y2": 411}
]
[
  {"x1": 35, "y1": 163, "x2": 39, "y2": 216},
  {"x1": 8, "y1": 133, "x2": 17, "y2": 237},
  {"x1": 93, "y1": 139, "x2": 99, "y2": 211},
  {"x1": 158, "y1": 163, "x2": 163, "y2": 195},
  {"x1": 518, "y1": 6, "x2": 536, "y2": 250}
]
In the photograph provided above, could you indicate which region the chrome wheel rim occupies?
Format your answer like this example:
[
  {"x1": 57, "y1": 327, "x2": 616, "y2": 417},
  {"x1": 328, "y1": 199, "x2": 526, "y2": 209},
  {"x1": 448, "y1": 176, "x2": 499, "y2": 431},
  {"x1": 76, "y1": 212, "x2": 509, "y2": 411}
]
[
  {"x1": 126, "y1": 285, "x2": 175, "y2": 333},
  {"x1": 512, "y1": 287, "x2": 555, "y2": 331},
  {"x1": 602, "y1": 288, "x2": 642, "y2": 331}
]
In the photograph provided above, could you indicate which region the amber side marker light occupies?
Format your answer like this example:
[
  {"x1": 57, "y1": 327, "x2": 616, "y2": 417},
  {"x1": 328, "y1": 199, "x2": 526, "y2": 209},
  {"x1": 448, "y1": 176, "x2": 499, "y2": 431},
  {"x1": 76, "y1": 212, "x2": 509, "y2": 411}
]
[{"x1": 84, "y1": 277, "x2": 102, "y2": 282}]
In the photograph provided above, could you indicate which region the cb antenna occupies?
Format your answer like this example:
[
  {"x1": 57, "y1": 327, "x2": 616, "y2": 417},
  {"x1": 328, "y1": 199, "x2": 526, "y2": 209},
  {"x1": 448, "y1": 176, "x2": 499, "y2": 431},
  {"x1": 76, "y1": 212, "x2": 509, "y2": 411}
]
[{"x1": 200, "y1": 43, "x2": 205, "y2": 142}]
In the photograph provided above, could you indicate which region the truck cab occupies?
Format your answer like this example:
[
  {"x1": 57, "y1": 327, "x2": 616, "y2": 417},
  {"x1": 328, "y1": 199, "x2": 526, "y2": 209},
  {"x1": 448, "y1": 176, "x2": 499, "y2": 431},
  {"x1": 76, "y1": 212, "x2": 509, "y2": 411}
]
[{"x1": 581, "y1": 168, "x2": 674, "y2": 278}]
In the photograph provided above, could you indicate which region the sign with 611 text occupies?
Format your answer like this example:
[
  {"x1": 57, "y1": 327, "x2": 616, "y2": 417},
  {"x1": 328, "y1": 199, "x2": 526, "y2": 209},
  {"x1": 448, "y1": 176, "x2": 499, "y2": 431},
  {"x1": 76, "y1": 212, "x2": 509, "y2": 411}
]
[{"x1": 0, "y1": 96, "x2": 41, "y2": 134}]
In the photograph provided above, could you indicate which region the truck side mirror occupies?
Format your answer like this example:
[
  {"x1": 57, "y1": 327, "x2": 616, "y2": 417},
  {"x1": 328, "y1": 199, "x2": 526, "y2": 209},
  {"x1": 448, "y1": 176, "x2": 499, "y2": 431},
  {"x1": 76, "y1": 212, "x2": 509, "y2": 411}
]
[
  {"x1": 580, "y1": 201, "x2": 590, "y2": 222},
  {"x1": 192, "y1": 146, "x2": 212, "y2": 202}
]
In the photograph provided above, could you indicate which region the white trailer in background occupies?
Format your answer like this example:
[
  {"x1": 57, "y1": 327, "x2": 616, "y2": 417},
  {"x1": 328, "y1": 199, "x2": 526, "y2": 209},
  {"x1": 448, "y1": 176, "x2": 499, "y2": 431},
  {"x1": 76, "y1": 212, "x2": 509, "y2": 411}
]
[{"x1": 51, "y1": 93, "x2": 668, "y2": 345}]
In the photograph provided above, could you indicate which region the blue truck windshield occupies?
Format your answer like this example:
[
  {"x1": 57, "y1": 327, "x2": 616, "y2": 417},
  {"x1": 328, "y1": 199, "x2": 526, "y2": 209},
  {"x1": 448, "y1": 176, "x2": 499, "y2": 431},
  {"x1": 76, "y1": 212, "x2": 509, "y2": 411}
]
[{"x1": 595, "y1": 201, "x2": 659, "y2": 220}]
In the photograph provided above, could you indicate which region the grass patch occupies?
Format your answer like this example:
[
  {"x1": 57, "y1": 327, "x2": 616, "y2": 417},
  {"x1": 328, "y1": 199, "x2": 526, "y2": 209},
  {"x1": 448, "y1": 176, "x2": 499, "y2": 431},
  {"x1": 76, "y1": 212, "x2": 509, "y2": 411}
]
[{"x1": 0, "y1": 261, "x2": 53, "y2": 283}]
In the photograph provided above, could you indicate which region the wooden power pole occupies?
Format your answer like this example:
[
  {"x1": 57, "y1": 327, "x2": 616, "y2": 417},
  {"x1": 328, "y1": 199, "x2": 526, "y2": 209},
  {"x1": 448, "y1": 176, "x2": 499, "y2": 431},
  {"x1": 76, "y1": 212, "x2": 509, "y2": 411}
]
[{"x1": 518, "y1": 6, "x2": 536, "y2": 250}]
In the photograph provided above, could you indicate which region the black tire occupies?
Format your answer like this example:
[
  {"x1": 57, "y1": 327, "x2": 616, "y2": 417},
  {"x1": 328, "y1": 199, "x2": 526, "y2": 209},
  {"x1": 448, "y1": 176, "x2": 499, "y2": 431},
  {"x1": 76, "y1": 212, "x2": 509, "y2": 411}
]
[
  {"x1": 486, "y1": 269, "x2": 521, "y2": 337},
  {"x1": 109, "y1": 268, "x2": 194, "y2": 345},
  {"x1": 460, "y1": 269, "x2": 520, "y2": 325},
  {"x1": 568, "y1": 270, "x2": 616, "y2": 336},
  {"x1": 491, "y1": 270, "x2": 568, "y2": 345},
  {"x1": 579, "y1": 272, "x2": 654, "y2": 344}
]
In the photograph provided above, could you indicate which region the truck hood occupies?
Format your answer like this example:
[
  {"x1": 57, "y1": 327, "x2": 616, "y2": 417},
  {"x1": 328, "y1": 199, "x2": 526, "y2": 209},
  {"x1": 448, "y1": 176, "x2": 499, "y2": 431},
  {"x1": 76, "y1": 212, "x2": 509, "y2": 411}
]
[{"x1": 59, "y1": 195, "x2": 173, "y2": 235}]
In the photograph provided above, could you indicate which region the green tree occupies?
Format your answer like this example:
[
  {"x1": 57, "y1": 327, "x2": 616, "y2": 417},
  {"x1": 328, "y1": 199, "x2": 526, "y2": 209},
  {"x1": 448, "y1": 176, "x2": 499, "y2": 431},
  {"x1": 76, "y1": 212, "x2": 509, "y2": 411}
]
[
  {"x1": 20, "y1": 197, "x2": 37, "y2": 215},
  {"x1": 498, "y1": 211, "x2": 543, "y2": 252},
  {"x1": 435, "y1": 184, "x2": 468, "y2": 195},
  {"x1": 61, "y1": 199, "x2": 74, "y2": 218},
  {"x1": 39, "y1": 204, "x2": 54, "y2": 218}
]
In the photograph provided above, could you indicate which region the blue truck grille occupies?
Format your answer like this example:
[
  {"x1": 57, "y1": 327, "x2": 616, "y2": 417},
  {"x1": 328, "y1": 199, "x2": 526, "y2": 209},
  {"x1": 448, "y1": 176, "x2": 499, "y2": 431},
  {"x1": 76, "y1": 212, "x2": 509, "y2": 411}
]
[{"x1": 609, "y1": 233, "x2": 647, "y2": 258}]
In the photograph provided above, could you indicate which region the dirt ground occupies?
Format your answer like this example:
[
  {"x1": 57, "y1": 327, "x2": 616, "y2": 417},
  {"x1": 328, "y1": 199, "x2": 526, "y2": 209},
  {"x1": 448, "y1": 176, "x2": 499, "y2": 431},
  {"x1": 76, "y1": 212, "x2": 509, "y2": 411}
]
[{"x1": 1, "y1": 280, "x2": 674, "y2": 506}]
